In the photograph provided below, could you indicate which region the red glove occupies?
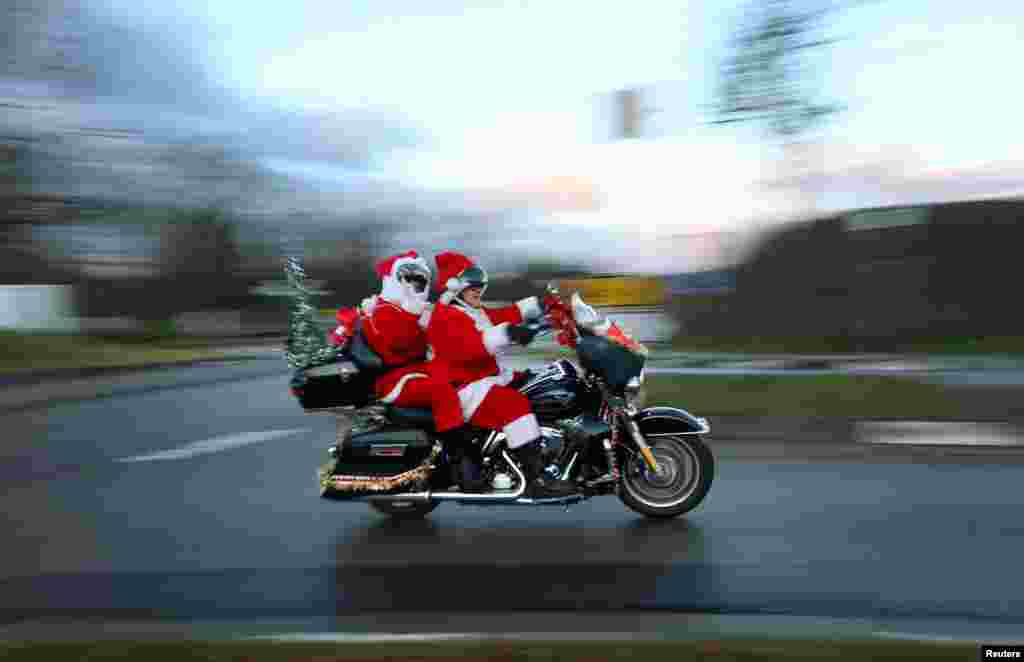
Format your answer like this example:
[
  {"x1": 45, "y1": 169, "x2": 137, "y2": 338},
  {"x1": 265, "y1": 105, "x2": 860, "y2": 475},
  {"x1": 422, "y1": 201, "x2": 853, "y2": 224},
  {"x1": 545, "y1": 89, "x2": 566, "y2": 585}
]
[
  {"x1": 329, "y1": 307, "x2": 360, "y2": 347},
  {"x1": 543, "y1": 294, "x2": 578, "y2": 348}
]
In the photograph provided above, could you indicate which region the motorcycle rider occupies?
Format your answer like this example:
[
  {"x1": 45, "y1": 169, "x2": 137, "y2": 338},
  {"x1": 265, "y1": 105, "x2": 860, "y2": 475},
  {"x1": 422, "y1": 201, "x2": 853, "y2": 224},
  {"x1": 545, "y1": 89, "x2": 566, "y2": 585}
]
[
  {"x1": 357, "y1": 250, "x2": 479, "y2": 488},
  {"x1": 423, "y1": 251, "x2": 575, "y2": 499}
]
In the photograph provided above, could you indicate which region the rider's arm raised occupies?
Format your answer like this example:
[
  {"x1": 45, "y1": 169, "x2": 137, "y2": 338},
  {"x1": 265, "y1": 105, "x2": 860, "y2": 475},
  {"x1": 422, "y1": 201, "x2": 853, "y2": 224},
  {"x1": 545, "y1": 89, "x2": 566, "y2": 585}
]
[{"x1": 484, "y1": 295, "x2": 542, "y2": 326}]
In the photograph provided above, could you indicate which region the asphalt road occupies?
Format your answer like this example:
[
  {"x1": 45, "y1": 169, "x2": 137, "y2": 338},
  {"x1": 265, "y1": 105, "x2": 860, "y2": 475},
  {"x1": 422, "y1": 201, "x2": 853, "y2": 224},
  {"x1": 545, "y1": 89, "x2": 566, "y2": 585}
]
[{"x1": 2, "y1": 362, "x2": 1024, "y2": 639}]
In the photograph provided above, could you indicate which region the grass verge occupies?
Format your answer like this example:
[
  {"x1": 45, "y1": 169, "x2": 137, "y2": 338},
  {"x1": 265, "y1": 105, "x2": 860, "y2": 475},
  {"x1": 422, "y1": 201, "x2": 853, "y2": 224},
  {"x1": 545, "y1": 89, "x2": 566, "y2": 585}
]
[
  {"x1": 643, "y1": 373, "x2": 1017, "y2": 420},
  {"x1": 0, "y1": 332, "x2": 278, "y2": 376},
  {"x1": 671, "y1": 334, "x2": 1024, "y2": 356},
  {"x1": 0, "y1": 639, "x2": 978, "y2": 662}
]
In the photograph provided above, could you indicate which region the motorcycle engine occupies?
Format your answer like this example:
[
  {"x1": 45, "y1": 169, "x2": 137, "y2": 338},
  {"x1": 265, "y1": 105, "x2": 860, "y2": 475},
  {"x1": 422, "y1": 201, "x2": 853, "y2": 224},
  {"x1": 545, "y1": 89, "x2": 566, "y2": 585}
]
[{"x1": 491, "y1": 473, "x2": 514, "y2": 490}]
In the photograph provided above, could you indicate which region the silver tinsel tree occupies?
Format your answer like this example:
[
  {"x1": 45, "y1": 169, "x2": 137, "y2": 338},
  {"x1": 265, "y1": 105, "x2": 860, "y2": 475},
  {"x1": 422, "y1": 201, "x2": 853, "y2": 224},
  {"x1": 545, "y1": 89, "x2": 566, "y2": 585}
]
[{"x1": 284, "y1": 257, "x2": 342, "y2": 370}]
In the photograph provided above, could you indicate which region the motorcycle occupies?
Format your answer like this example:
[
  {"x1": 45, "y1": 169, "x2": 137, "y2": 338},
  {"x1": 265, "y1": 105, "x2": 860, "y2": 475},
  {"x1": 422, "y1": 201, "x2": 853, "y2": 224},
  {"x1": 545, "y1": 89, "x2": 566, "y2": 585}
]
[{"x1": 286, "y1": 263, "x2": 714, "y2": 520}]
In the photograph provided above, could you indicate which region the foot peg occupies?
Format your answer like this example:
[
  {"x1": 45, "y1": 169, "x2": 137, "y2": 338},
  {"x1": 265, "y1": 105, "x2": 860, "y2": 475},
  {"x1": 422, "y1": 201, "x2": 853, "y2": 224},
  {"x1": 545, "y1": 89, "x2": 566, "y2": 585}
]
[{"x1": 585, "y1": 472, "x2": 616, "y2": 487}]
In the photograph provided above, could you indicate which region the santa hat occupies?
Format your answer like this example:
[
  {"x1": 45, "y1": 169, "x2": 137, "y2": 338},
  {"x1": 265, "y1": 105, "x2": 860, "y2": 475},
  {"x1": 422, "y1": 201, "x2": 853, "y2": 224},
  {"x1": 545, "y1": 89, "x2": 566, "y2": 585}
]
[
  {"x1": 375, "y1": 250, "x2": 423, "y2": 280},
  {"x1": 434, "y1": 251, "x2": 476, "y2": 294}
]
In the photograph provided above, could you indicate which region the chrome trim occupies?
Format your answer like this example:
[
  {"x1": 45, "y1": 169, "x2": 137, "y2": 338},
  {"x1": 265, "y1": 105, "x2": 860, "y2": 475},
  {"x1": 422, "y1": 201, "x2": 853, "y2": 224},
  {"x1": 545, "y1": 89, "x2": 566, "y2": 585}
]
[
  {"x1": 621, "y1": 436, "x2": 702, "y2": 509},
  {"x1": 305, "y1": 361, "x2": 359, "y2": 380},
  {"x1": 429, "y1": 450, "x2": 527, "y2": 502},
  {"x1": 654, "y1": 417, "x2": 710, "y2": 434},
  {"x1": 512, "y1": 494, "x2": 584, "y2": 506},
  {"x1": 644, "y1": 431, "x2": 705, "y2": 437},
  {"x1": 481, "y1": 430, "x2": 502, "y2": 454},
  {"x1": 366, "y1": 448, "x2": 544, "y2": 506},
  {"x1": 561, "y1": 452, "x2": 579, "y2": 480},
  {"x1": 369, "y1": 444, "x2": 407, "y2": 457},
  {"x1": 639, "y1": 408, "x2": 712, "y2": 435},
  {"x1": 519, "y1": 360, "x2": 569, "y2": 395}
]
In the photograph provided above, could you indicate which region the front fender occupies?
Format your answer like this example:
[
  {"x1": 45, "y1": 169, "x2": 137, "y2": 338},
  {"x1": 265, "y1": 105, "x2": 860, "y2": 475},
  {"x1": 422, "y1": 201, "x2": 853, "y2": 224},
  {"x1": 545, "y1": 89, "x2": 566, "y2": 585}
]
[{"x1": 635, "y1": 406, "x2": 710, "y2": 436}]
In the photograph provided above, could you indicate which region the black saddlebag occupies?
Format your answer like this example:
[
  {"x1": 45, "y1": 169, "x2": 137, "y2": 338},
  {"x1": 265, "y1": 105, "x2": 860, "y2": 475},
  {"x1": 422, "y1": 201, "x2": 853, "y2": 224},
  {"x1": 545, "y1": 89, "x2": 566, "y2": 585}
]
[{"x1": 320, "y1": 426, "x2": 438, "y2": 499}]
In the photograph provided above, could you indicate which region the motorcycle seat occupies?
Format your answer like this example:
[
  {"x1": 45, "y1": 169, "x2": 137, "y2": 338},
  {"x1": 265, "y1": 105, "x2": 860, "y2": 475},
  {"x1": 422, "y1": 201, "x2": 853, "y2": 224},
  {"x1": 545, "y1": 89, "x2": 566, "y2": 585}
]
[{"x1": 387, "y1": 406, "x2": 436, "y2": 431}]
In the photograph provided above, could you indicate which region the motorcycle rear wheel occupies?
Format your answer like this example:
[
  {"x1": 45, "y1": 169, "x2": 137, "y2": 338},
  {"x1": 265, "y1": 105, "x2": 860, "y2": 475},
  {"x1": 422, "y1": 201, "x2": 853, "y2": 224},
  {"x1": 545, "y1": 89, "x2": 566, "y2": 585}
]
[
  {"x1": 618, "y1": 434, "x2": 714, "y2": 519},
  {"x1": 368, "y1": 498, "x2": 440, "y2": 519}
]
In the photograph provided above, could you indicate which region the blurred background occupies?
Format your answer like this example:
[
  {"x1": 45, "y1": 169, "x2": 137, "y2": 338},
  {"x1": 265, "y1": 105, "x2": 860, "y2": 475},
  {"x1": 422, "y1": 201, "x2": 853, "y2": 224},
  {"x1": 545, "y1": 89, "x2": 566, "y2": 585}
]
[
  {"x1": 1, "y1": 0, "x2": 1022, "y2": 356},
  {"x1": 8, "y1": 1, "x2": 1024, "y2": 649}
]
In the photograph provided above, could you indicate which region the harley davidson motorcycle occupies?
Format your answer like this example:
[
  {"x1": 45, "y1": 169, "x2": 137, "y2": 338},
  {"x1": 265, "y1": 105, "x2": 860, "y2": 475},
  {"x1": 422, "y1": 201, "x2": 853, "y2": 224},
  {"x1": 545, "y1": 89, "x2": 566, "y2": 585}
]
[{"x1": 284, "y1": 260, "x2": 714, "y2": 520}]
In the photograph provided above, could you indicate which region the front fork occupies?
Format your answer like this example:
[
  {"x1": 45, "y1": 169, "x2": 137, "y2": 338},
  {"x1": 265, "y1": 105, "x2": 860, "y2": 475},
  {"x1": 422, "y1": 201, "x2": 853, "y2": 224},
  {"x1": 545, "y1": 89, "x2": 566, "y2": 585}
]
[
  {"x1": 600, "y1": 399, "x2": 660, "y2": 475},
  {"x1": 619, "y1": 406, "x2": 660, "y2": 473}
]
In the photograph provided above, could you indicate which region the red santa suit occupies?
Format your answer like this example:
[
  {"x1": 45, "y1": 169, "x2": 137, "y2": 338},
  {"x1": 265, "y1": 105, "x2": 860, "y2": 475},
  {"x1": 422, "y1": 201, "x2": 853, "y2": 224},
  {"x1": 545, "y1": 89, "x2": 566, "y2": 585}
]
[
  {"x1": 359, "y1": 251, "x2": 463, "y2": 433},
  {"x1": 424, "y1": 252, "x2": 546, "y2": 449}
]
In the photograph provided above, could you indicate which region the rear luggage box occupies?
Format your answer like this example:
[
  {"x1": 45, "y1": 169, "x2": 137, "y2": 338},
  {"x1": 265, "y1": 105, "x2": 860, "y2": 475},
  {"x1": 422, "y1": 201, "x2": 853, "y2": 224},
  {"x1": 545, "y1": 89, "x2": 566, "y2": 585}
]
[{"x1": 290, "y1": 360, "x2": 373, "y2": 410}]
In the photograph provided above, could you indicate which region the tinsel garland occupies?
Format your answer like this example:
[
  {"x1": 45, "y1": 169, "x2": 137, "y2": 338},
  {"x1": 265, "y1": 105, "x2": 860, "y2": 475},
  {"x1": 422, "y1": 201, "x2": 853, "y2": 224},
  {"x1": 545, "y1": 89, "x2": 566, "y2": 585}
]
[
  {"x1": 284, "y1": 257, "x2": 343, "y2": 370},
  {"x1": 318, "y1": 445, "x2": 440, "y2": 497}
]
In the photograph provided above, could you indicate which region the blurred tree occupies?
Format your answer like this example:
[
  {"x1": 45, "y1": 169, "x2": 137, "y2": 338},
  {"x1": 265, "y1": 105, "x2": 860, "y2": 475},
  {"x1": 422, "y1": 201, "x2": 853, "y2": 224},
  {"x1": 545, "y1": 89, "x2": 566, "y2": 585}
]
[
  {"x1": 714, "y1": 0, "x2": 844, "y2": 209},
  {"x1": 0, "y1": 1, "x2": 94, "y2": 87},
  {"x1": 299, "y1": 217, "x2": 404, "y2": 309},
  {"x1": 153, "y1": 208, "x2": 245, "y2": 313}
]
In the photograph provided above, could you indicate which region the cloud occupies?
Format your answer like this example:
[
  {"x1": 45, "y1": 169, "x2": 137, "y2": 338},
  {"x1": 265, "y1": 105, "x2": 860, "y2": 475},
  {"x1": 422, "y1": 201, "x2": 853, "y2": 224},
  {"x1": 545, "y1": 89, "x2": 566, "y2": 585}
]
[{"x1": 766, "y1": 142, "x2": 1024, "y2": 210}]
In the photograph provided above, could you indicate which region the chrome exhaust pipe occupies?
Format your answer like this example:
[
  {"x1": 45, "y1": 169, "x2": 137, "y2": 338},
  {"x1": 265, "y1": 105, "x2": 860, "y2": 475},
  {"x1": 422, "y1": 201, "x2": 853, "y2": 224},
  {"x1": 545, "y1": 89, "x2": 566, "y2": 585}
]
[
  {"x1": 359, "y1": 450, "x2": 529, "y2": 504},
  {"x1": 430, "y1": 450, "x2": 528, "y2": 502},
  {"x1": 332, "y1": 451, "x2": 584, "y2": 506}
]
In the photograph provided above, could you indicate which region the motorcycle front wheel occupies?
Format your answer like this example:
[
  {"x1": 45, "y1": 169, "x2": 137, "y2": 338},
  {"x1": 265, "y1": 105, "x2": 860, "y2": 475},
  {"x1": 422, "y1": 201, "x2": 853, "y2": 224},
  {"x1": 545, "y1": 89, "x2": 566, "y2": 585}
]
[
  {"x1": 618, "y1": 434, "x2": 714, "y2": 519},
  {"x1": 368, "y1": 498, "x2": 440, "y2": 520}
]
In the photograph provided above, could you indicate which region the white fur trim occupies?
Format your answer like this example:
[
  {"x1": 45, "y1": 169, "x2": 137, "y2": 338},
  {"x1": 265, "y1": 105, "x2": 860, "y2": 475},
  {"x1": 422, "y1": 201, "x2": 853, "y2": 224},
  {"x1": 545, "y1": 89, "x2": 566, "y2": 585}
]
[
  {"x1": 496, "y1": 367, "x2": 516, "y2": 385},
  {"x1": 418, "y1": 305, "x2": 433, "y2": 329},
  {"x1": 389, "y1": 256, "x2": 429, "y2": 279},
  {"x1": 504, "y1": 413, "x2": 541, "y2": 449},
  {"x1": 446, "y1": 276, "x2": 462, "y2": 291},
  {"x1": 482, "y1": 323, "x2": 512, "y2": 355},
  {"x1": 379, "y1": 372, "x2": 428, "y2": 404},
  {"x1": 456, "y1": 377, "x2": 501, "y2": 420},
  {"x1": 516, "y1": 296, "x2": 543, "y2": 321},
  {"x1": 380, "y1": 274, "x2": 429, "y2": 315}
]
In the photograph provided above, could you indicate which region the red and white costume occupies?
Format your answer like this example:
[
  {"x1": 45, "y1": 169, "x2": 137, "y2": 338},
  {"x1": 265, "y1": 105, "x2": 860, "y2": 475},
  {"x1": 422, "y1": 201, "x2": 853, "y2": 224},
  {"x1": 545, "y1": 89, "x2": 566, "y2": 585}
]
[
  {"x1": 360, "y1": 251, "x2": 463, "y2": 433},
  {"x1": 424, "y1": 252, "x2": 545, "y2": 449}
]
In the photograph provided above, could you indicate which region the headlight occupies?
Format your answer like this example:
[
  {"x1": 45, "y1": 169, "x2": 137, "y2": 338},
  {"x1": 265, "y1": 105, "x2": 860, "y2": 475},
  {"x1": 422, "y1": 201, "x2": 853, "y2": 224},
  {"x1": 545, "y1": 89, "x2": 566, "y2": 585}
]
[{"x1": 624, "y1": 376, "x2": 646, "y2": 409}]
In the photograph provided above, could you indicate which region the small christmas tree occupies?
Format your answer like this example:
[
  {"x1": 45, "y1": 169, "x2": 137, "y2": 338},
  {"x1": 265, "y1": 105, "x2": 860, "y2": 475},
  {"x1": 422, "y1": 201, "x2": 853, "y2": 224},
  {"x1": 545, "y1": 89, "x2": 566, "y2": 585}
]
[{"x1": 284, "y1": 257, "x2": 341, "y2": 370}]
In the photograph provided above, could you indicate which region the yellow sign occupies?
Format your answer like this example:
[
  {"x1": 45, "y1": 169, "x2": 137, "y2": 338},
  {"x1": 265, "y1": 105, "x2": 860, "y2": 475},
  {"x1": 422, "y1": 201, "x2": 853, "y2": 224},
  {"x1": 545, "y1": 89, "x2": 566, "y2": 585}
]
[{"x1": 557, "y1": 277, "x2": 666, "y2": 307}]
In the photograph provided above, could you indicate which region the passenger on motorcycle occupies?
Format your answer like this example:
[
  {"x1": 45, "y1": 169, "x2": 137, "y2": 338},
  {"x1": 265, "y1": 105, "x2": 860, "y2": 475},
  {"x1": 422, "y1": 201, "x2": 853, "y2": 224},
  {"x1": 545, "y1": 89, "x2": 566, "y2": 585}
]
[
  {"x1": 423, "y1": 251, "x2": 575, "y2": 499},
  {"x1": 358, "y1": 251, "x2": 477, "y2": 487}
]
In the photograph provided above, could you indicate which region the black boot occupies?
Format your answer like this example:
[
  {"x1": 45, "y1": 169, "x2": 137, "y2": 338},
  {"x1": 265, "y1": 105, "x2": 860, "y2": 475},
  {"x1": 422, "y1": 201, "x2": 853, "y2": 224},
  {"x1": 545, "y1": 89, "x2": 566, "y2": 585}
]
[
  {"x1": 510, "y1": 440, "x2": 575, "y2": 499},
  {"x1": 459, "y1": 446, "x2": 488, "y2": 493},
  {"x1": 439, "y1": 427, "x2": 488, "y2": 493}
]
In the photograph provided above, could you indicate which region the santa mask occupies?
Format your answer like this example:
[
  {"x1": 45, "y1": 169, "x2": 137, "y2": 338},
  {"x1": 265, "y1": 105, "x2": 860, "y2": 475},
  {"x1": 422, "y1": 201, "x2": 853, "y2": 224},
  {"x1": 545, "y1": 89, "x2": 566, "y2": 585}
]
[{"x1": 376, "y1": 251, "x2": 431, "y2": 315}]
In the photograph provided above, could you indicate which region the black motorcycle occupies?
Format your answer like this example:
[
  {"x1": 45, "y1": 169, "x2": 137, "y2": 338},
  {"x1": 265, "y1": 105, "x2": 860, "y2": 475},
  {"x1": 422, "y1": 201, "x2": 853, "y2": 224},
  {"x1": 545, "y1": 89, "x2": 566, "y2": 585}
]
[{"x1": 288, "y1": 274, "x2": 714, "y2": 520}]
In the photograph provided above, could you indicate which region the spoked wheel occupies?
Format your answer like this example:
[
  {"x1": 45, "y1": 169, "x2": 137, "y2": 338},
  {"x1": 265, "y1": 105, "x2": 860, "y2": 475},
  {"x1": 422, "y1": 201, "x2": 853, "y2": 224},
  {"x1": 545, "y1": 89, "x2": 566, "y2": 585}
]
[
  {"x1": 368, "y1": 498, "x2": 440, "y2": 520},
  {"x1": 618, "y1": 434, "x2": 714, "y2": 519}
]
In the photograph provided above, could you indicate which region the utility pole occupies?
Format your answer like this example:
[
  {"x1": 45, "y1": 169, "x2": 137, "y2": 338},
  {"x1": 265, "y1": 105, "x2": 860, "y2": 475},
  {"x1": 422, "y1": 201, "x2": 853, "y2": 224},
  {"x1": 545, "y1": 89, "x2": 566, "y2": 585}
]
[
  {"x1": 616, "y1": 88, "x2": 642, "y2": 139},
  {"x1": 613, "y1": 87, "x2": 663, "y2": 140}
]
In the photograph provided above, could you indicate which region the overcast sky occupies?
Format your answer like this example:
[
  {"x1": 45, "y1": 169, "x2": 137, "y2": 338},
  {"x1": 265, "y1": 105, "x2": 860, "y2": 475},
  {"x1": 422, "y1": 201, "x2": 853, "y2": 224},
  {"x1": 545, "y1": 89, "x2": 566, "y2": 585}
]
[{"x1": 7, "y1": 1, "x2": 1024, "y2": 273}]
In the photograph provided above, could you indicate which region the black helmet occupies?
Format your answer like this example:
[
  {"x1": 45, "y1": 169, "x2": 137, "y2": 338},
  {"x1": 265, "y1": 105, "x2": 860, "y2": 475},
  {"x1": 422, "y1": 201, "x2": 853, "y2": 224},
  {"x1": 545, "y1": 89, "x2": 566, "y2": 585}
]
[{"x1": 459, "y1": 264, "x2": 488, "y2": 292}]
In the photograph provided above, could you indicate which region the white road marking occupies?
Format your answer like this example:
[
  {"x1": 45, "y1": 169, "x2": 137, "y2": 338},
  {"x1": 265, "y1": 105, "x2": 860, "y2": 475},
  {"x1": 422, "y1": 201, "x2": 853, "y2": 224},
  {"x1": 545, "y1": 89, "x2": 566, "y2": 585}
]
[
  {"x1": 855, "y1": 421, "x2": 1024, "y2": 446},
  {"x1": 248, "y1": 633, "x2": 488, "y2": 643},
  {"x1": 116, "y1": 428, "x2": 310, "y2": 463}
]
